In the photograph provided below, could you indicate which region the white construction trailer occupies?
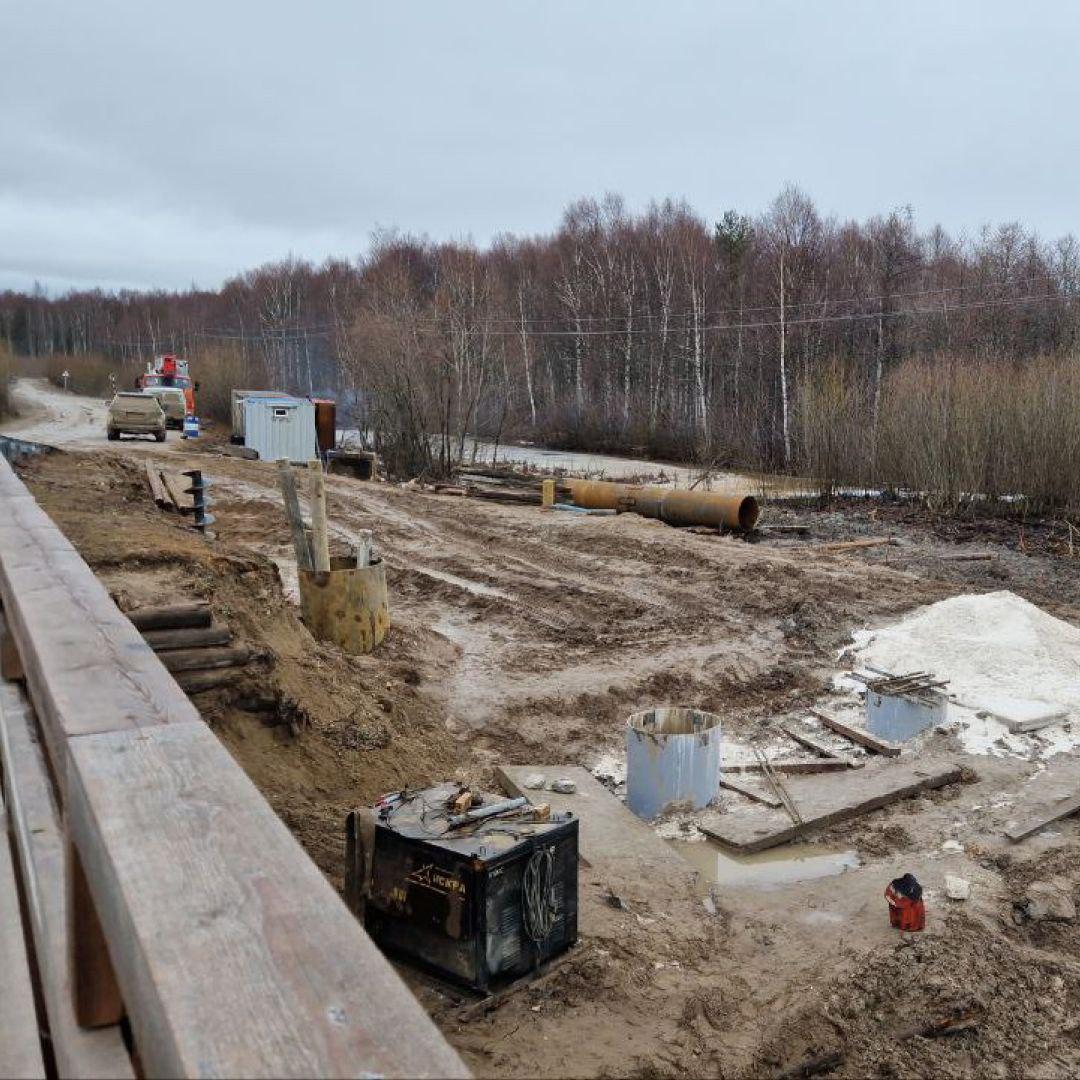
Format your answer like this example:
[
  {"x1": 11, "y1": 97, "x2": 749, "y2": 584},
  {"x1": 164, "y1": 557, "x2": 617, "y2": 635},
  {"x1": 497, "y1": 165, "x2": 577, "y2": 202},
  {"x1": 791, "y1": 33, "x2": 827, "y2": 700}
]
[{"x1": 243, "y1": 396, "x2": 317, "y2": 463}]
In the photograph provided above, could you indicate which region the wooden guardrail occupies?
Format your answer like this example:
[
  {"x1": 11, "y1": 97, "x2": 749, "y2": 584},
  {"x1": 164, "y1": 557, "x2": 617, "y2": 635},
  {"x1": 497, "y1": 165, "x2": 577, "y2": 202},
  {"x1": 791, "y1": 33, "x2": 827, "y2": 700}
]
[{"x1": 0, "y1": 454, "x2": 468, "y2": 1079}]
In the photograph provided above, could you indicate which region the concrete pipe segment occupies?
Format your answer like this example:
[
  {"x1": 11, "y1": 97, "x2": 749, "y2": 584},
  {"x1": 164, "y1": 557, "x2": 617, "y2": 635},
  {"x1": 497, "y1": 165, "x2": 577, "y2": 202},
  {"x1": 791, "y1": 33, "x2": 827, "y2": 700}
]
[
  {"x1": 566, "y1": 479, "x2": 759, "y2": 531},
  {"x1": 625, "y1": 707, "x2": 723, "y2": 820}
]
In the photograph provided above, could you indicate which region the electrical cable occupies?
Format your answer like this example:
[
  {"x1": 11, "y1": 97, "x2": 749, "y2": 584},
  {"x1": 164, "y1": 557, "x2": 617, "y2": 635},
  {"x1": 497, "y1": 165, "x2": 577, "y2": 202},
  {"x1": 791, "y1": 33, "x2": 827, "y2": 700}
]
[
  {"x1": 522, "y1": 846, "x2": 558, "y2": 942},
  {"x1": 75, "y1": 282, "x2": 1077, "y2": 350}
]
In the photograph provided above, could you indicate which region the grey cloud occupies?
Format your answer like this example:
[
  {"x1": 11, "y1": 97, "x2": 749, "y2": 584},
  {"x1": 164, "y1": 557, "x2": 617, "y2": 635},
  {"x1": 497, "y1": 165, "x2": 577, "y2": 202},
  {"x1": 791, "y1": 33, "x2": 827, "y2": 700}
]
[{"x1": 2, "y1": 0, "x2": 1079, "y2": 292}]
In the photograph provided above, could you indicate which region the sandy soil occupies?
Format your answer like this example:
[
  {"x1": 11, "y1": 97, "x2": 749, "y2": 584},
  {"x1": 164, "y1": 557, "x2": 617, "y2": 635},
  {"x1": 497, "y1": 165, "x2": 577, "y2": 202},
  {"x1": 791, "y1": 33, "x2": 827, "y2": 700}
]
[{"x1": 5, "y1": 384, "x2": 1080, "y2": 1079}]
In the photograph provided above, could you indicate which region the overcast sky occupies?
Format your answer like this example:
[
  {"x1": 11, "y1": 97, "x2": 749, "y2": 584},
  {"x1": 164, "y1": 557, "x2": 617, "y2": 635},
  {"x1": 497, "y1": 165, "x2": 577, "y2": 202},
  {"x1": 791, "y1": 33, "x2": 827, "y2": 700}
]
[{"x1": 3, "y1": 1, "x2": 1079, "y2": 294}]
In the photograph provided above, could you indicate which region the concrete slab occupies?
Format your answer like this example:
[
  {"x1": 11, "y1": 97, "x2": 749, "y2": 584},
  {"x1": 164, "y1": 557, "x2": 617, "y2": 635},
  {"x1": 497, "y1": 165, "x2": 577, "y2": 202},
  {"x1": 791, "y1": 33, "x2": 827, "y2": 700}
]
[
  {"x1": 698, "y1": 759, "x2": 963, "y2": 854},
  {"x1": 496, "y1": 765, "x2": 694, "y2": 882},
  {"x1": 981, "y1": 697, "x2": 1069, "y2": 734}
]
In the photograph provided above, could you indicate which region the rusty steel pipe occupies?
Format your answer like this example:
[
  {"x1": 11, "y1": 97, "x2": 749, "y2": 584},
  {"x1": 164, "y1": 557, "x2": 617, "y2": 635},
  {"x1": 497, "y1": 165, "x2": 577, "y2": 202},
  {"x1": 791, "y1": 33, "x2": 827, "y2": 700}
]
[
  {"x1": 567, "y1": 478, "x2": 759, "y2": 532},
  {"x1": 658, "y1": 489, "x2": 760, "y2": 531}
]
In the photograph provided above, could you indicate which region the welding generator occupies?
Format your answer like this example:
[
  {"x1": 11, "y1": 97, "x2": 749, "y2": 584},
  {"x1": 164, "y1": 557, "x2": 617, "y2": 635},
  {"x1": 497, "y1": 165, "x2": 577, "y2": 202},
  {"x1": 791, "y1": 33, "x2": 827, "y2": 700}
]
[{"x1": 357, "y1": 783, "x2": 578, "y2": 992}]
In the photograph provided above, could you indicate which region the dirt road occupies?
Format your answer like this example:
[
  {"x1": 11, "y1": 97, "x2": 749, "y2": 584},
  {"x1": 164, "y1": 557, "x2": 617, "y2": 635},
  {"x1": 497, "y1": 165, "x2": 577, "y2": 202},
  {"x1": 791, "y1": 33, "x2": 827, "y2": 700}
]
[
  {"x1": 4, "y1": 377, "x2": 182, "y2": 452},
  {"x1": 5, "y1": 386, "x2": 1080, "y2": 1079}
]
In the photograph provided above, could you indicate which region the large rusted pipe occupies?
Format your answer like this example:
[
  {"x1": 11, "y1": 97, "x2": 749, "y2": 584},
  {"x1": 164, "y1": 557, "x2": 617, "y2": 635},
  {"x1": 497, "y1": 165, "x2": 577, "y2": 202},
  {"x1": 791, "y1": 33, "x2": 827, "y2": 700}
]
[
  {"x1": 567, "y1": 478, "x2": 759, "y2": 531},
  {"x1": 564, "y1": 479, "x2": 627, "y2": 510},
  {"x1": 658, "y1": 489, "x2": 760, "y2": 531}
]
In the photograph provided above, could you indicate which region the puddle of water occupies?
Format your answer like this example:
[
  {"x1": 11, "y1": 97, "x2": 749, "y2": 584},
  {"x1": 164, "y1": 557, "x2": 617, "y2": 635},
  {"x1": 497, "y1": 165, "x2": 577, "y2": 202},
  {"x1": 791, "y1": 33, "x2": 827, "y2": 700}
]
[
  {"x1": 416, "y1": 566, "x2": 511, "y2": 599},
  {"x1": 670, "y1": 840, "x2": 860, "y2": 889}
]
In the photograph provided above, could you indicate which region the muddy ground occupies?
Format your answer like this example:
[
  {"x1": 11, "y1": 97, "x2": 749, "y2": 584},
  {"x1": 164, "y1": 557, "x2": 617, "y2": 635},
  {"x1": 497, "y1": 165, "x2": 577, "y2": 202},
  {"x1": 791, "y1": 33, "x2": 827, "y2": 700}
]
[{"x1": 6, "y1": 385, "x2": 1080, "y2": 1079}]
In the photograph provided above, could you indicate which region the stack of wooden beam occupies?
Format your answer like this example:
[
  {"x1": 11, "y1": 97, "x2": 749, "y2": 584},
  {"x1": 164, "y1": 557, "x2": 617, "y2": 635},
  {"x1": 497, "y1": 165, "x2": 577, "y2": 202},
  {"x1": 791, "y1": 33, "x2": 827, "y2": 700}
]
[
  {"x1": 125, "y1": 602, "x2": 257, "y2": 694},
  {"x1": 144, "y1": 462, "x2": 194, "y2": 514},
  {"x1": 430, "y1": 467, "x2": 572, "y2": 506}
]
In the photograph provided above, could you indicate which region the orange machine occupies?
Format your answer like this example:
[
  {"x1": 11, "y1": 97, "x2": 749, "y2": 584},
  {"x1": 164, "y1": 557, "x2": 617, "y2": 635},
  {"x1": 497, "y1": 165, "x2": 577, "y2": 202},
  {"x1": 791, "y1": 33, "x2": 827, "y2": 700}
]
[
  {"x1": 138, "y1": 355, "x2": 197, "y2": 416},
  {"x1": 885, "y1": 873, "x2": 926, "y2": 932}
]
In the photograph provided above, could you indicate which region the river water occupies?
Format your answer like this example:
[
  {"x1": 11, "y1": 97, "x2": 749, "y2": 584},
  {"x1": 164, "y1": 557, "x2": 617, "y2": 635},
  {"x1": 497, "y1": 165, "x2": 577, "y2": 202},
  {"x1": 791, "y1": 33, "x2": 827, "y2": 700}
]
[
  {"x1": 337, "y1": 428, "x2": 813, "y2": 495},
  {"x1": 461, "y1": 438, "x2": 811, "y2": 496}
]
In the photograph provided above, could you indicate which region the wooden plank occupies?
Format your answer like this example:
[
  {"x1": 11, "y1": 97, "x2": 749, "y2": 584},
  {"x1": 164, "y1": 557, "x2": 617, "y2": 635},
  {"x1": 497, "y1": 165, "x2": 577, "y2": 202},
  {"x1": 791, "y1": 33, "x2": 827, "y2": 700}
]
[
  {"x1": 126, "y1": 602, "x2": 212, "y2": 632},
  {"x1": 70, "y1": 841, "x2": 124, "y2": 1028},
  {"x1": 65, "y1": 721, "x2": 468, "y2": 1079},
  {"x1": 0, "y1": 614, "x2": 23, "y2": 681},
  {"x1": 818, "y1": 537, "x2": 898, "y2": 554},
  {"x1": 160, "y1": 471, "x2": 194, "y2": 514},
  {"x1": 719, "y1": 775, "x2": 783, "y2": 808},
  {"x1": 308, "y1": 460, "x2": 331, "y2": 572},
  {"x1": 0, "y1": 465, "x2": 201, "y2": 776},
  {"x1": 0, "y1": 682, "x2": 134, "y2": 1079},
  {"x1": 157, "y1": 645, "x2": 252, "y2": 674},
  {"x1": 721, "y1": 756, "x2": 852, "y2": 775},
  {"x1": 1005, "y1": 792, "x2": 1080, "y2": 842},
  {"x1": 0, "y1": 793, "x2": 47, "y2": 1080},
  {"x1": 141, "y1": 626, "x2": 233, "y2": 650},
  {"x1": 277, "y1": 460, "x2": 313, "y2": 572},
  {"x1": 780, "y1": 724, "x2": 856, "y2": 765},
  {"x1": 699, "y1": 761, "x2": 962, "y2": 854},
  {"x1": 144, "y1": 462, "x2": 170, "y2": 508},
  {"x1": 810, "y1": 709, "x2": 902, "y2": 757},
  {"x1": 496, "y1": 765, "x2": 694, "y2": 881},
  {"x1": 174, "y1": 669, "x2": 245, "y2": 695}
]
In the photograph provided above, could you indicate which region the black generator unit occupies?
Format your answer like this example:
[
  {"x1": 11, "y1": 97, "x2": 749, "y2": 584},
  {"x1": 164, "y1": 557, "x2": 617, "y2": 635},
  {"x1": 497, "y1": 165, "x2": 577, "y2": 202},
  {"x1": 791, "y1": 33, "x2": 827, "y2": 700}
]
[{"x1": 364, "y1": 784, "x2": 578, "y2": 992}]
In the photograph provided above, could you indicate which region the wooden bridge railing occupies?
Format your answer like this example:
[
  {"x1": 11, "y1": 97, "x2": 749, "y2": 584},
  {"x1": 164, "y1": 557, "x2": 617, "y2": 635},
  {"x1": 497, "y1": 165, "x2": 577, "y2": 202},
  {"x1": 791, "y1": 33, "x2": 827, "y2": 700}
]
[{"x1": 0, "y1": 454, "x2": 468, "y2": 1079}]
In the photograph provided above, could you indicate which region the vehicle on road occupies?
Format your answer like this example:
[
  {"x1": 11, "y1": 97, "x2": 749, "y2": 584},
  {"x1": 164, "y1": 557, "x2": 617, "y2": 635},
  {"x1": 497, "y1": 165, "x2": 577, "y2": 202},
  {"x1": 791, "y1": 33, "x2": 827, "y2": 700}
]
[
  {"x1": 138, "y1": 354, "x2": 197, "y2": 416},
  {"x1": 142, "y1": 385, "x2": 187, "y2": 428},
  {"x1": 107, "y1": 392, "x2": 166, "y2": 442}
]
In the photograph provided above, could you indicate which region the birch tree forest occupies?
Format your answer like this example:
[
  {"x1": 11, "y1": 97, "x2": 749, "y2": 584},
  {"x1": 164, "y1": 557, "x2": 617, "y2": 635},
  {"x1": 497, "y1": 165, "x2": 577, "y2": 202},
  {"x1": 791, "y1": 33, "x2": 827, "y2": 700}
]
[{"x1": 3, "y1": 187, "x2": 1080, "y2": 507}]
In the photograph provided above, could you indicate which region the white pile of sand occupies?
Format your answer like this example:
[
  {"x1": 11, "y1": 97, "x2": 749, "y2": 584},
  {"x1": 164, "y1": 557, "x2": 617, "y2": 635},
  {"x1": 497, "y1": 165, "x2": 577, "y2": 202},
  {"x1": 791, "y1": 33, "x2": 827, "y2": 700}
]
[{"x1": 845, "y1": 591, "x2": 1080, "y2": 757}]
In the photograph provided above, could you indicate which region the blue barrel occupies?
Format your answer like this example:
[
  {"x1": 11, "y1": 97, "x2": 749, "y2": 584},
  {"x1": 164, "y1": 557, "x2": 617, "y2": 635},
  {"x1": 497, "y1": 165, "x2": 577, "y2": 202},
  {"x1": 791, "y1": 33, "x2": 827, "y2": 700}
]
[
  {"x1": 625, "y1": 707, "x2": 722, "y2": 820},
  {"x1": 182, "y1": 416, "x2": 200, "y2": 439}
]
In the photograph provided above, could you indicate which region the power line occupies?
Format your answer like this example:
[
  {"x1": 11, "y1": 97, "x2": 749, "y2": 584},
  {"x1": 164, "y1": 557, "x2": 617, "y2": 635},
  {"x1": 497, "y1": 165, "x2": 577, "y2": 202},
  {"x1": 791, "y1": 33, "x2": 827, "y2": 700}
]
[
  {"x1": 72, "y1": 285, "x2": 1076, "y2": 351},
  {"x1": 188, "y1": 275, "x2": 1058, "y2": 335},
  {"x1": 409, "y1": 289, "x2": 1069, "y2": 338}
]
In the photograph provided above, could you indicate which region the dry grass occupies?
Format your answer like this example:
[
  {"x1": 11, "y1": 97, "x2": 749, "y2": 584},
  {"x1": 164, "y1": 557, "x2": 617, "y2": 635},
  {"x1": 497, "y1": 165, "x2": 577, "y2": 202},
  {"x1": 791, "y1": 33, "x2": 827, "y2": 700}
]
[
  {"x1": 15, "y1": 352, "x2": 130, "y2": 398},
  {"x1": 796, "y1": 353, "x2": 1080, "y2": 516}
]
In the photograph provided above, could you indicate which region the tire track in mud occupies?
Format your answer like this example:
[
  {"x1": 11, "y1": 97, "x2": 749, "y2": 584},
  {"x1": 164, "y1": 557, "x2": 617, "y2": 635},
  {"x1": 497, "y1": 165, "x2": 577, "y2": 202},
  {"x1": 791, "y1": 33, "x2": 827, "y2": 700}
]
[{"x1": 206, "y1": 461, "x2": 946, "y2": 767}]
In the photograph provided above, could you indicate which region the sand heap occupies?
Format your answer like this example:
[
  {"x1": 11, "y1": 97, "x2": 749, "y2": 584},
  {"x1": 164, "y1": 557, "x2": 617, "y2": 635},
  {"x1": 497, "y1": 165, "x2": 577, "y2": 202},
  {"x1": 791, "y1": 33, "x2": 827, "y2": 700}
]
[{"x1": 847, "y1": 590, "x2": 1080, "y2": 755}]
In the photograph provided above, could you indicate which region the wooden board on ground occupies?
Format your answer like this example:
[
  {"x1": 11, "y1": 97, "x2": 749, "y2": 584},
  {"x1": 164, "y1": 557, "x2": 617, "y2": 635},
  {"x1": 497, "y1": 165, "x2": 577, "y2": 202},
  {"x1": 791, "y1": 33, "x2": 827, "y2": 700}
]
[
  {"x1": 722, "y1": 756, "x2": 851, "y2": 776},
  {"x1": 0, "y1": 790, "x2": 47, "y2": 1080},
  {"x1": 1004, "y1": 763, "x2": 1080, "y2": 841},
  {"x1": 780, "y1": 724, "x2": 856, "y2": 765},
  {"x1": 720, "y1": 775, "x2": 783, "y2": 808},
  {"x1": 699, "y1": 760, "x2": 963, "y2": 854},
  {"x1": 126, "y1": 602, "x2": 212, "y2": 632},
  {"x1": 144, "y1": 462, "x2": 170, "y2": 508},
  {"x1": 157, "y1": 645, "x2": 252, "y2": 674},
  {"x1": 810, "y1": 709, "x2": 902, "y2": 757},
  {"x1": 0, "y1": 683, "x2": 133, "y2": 1080},
  {"x1": 174, "y1": 668, "x2": 246, "y2": 694},
  {"x1": 142, "y1": 625, "x2": 233, "y2": 650},
  {"x1": 160, "y1": 471, "x2": 194, "y2": 513},
  {"x1": 66, "y1": 720, "x2": 468, "y2": 1080},
  {"x1": 496, "y1": 765, "x2": 694, "y2": 881},
  {"x1": 818, "y1": 537, "x2": 898, "y2": 554}
]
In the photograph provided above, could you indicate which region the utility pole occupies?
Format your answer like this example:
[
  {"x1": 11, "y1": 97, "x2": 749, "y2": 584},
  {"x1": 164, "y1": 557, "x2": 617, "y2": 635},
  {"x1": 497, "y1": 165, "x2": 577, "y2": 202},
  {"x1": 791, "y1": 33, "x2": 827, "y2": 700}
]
[{"x1": 779, "y1": 249, "x2": 790, "y2": 467}]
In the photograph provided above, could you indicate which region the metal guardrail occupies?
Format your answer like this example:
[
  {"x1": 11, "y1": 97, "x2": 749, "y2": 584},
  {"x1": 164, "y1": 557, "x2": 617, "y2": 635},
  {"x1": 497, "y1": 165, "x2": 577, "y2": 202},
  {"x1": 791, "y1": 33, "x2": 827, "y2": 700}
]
[
  {"x1": 0, "y1": 434, "x2": 53, "y2": 464},
  {"x1": 0, "y1": 454, "x2": 468, "y2": 1079}
]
